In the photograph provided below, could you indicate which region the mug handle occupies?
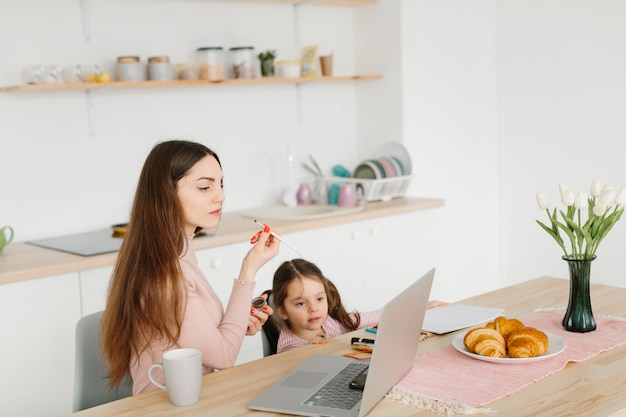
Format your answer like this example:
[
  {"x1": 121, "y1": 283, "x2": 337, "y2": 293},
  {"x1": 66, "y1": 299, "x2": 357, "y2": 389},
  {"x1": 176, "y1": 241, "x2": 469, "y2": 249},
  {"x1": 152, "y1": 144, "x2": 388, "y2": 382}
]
[
  {"x1": 148, "y1": 363, "x2": 167, "y2": 391},
  {"x1": 2, "y1": 226, "x2": 13, "y2": 244}
]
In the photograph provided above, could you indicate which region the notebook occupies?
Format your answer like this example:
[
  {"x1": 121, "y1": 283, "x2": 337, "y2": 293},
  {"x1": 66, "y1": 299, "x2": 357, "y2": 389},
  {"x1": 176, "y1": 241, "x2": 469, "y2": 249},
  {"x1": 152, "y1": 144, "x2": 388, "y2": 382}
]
[
  {"x1": 422, "y1": 304, "x2": 504, "y2": 334},
  {"x1": 248, "y1": 268, "x2": 435, "y2": 417}
]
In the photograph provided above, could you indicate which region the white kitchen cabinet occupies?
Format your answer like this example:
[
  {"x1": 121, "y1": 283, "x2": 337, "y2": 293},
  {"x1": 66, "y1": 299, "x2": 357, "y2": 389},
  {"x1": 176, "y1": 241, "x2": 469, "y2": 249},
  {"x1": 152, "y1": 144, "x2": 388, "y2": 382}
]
[
  {"x1": 277, "y1": 208, "x2": 440, "y2": 313},
  {"x1": 0, "y1": 272, "x2": 81, "y2": 417},
  {"x1": 79, "y1": 265, "x2": 114, "y2": 316},
  {"x1": 361, "y1": 210, "x2": 440, "y2": 309}
]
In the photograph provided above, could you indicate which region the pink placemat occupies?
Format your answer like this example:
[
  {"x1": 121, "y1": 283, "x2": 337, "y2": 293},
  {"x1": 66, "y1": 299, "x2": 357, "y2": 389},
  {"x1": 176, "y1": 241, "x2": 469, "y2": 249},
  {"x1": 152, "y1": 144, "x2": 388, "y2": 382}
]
[{"x1": 389, "y1": 311, "x2": 626, "y2": 415}]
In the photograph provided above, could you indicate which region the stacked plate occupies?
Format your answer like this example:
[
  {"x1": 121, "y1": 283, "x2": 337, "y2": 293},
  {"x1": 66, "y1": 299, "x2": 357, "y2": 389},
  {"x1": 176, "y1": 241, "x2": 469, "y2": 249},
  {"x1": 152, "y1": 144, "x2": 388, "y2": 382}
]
[{"x1": 353, "y1": 142, "x2": 412, "y2": 179}]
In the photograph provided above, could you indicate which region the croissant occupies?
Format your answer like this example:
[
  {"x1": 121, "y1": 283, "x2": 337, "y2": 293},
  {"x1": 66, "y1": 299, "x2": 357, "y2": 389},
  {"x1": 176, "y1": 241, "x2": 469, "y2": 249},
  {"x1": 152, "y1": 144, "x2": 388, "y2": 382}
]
[
  {"x1": 506, "y1": 327, "x2": 549, "y2": 358},
  {"x1": 489, "y1": 316, "x2": 525, "y2": 339},
  {"x1": 464, "y1": 327, "x2": 506, "y2": 358}
]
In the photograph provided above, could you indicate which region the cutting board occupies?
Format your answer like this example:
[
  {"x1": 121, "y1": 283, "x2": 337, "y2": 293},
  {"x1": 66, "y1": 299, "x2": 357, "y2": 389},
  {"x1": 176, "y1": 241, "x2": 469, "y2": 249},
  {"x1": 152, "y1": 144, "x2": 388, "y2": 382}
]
[{"x1": 27, "y1": 229, "x2": 122, "y2": 257}]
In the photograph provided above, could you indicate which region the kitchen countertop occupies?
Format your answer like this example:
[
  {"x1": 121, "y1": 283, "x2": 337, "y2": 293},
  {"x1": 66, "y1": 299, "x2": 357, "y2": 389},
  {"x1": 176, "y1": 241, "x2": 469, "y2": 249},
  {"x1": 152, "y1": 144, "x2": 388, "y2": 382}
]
[{"x1": 0, "y1": 197, "x2": 444, "y2": 286}]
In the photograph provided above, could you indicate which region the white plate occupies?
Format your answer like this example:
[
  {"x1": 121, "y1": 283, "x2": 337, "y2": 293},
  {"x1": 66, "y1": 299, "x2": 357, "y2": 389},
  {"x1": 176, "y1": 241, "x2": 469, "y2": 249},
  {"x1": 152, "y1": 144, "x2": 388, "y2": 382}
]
[
  {"x1": 378, "y1": 142, "x2": 412, "y2": 176},
  {"x1": 452, "y1": 330, "x2": 567, "y2": 364}
]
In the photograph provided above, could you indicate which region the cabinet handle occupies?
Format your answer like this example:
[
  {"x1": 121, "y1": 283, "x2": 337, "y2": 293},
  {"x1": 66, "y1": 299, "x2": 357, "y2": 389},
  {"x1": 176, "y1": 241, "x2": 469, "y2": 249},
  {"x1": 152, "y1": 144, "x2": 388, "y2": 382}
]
[
  {"x1": 211, "y1": 258, "x2": 223, "y2": 269},
  {"x1": 369, "y1": 227, "x2": 380, "y2": 237},
  {"x1": 351, "y1": 230, "x2": 362, "y2": 240}
]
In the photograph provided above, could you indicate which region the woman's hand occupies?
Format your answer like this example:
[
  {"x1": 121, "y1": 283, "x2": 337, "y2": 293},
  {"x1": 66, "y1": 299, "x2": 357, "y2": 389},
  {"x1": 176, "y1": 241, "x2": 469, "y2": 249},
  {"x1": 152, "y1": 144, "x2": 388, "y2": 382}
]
[
  {"x1": 246, "y1": 293, "x2": 274, "y2": 336},
  {"x1": 239, "y1": 224, "x2": 281, "y2": 283}
]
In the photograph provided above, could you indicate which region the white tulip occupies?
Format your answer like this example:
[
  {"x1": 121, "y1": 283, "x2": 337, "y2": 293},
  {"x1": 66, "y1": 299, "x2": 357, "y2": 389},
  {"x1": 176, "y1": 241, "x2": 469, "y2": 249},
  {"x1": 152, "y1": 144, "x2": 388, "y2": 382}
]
[
  {"x1": 593, "y1": 202, "x2": 607, "y2": 216},
  {"x1": 590, "y1": 179, "x2": 602, "y2": 198},
  {"x1": 600, "y1": 188, "x2": 616, "y2": 206},
  {"x1": 601, "y1": 184, "x2": 616, "y2": 194},
  {"x1": 560, "y1": 188, "x2": 574, "y2": 206},
  {"x1": 536, "y1": 192, "x2": 550, "y2": 210},
  {"x1": 615, "y1": 188, "x2": 626, "y2": 206},
  {"x1": 559, "y1": 183, "x2": 570, "y2": 195},
  {"x1": 574, "y1": 191, "x2": 588, "y2": 210}
]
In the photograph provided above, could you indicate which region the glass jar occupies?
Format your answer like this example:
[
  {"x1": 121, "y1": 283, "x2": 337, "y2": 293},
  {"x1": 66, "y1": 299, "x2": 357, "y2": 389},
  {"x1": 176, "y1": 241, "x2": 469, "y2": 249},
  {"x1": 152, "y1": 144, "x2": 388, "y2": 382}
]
[
  {"x1": 147, "y1": 56, "x2": 174, "y2": 81},
  {"x1": 229, "y1": 46, "x2": 255, "y2": 79},
  {"x1": 21, "y1": 65, "x2": 49, "y2": 84},
  {"x1": 196, "y1": 47, "x2": 225, "y2": 81},
  {"x1": 116, "y1": 56, "x2": 144, "y2": 82},
  {"x1": 175, "y1": 62, "x2": 199, "y2": 80}
]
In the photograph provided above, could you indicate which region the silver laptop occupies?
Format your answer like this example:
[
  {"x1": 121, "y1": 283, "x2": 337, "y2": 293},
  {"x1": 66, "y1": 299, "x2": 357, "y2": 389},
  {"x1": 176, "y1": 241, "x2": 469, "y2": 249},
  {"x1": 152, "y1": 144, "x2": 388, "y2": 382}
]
[{"x1": 248, "y1": 268, "x2": 435, "y2": 417}]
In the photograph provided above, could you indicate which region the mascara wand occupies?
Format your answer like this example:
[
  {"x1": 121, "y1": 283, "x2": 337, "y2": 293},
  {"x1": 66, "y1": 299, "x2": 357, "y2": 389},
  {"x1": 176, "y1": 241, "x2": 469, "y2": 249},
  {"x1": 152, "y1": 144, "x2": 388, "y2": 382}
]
[{"x1": 254, "y1": 220, "x2": 305, "y2": 258}]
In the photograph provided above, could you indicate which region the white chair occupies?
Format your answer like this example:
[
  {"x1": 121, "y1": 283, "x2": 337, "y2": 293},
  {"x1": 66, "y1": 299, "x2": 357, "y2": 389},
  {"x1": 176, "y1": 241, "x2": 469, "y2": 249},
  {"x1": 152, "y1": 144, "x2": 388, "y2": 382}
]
[{"x1": 73, "y1": 311, "x2": 132, "y2": 412}]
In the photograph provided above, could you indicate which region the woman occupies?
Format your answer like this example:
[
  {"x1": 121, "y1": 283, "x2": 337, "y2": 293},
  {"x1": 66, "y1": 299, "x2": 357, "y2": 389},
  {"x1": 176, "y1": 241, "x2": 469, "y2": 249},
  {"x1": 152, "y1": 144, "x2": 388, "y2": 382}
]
[{"x1": 101, "y1": 140, "x2": 280, "y2": 394}]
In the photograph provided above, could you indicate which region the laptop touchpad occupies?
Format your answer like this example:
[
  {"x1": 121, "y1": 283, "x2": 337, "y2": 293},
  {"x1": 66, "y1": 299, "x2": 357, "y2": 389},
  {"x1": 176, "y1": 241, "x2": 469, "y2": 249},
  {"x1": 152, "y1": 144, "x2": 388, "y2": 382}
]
[{"x1": 281, "y1": 371, "x2": 327, "y2": 389}]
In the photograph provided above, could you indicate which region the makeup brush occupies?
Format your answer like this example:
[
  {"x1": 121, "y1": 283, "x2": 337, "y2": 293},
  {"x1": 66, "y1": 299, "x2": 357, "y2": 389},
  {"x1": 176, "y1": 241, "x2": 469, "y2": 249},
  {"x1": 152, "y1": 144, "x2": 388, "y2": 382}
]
[{"x1": 254, "y1": 220, "x2": 305, "y2": 258}]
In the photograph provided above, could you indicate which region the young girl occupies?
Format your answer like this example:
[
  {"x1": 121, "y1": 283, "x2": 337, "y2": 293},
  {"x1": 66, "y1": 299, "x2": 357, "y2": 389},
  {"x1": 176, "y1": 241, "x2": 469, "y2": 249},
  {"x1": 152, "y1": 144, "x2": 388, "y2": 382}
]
[
  {"x1": 269, "y1": 259, "x2": 446, "y2": 353},
  {"x1": 266, "y1": 259, "x2": 375, "y2": 353},
  {"x1": 101, "y1": 140, "x2": 280, "y2": 394}
]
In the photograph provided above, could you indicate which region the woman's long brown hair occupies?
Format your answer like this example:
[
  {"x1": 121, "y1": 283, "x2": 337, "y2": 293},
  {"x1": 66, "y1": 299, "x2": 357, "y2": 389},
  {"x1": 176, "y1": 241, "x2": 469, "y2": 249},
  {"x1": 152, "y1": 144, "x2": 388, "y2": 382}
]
[
  {"x1": 271, "y1": 259, "x2": 360, "y2": 335},
  {"x1": 100, "y1": 140, "x2": 220, "y2": 388}
]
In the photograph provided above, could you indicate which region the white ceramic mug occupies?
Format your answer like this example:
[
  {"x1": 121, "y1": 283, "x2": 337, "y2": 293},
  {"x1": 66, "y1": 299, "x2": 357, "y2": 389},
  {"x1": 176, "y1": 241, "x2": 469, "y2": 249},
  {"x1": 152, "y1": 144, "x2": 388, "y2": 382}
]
[{"x1": 148, "y1": 348, "x2": 202, "y2": 406}]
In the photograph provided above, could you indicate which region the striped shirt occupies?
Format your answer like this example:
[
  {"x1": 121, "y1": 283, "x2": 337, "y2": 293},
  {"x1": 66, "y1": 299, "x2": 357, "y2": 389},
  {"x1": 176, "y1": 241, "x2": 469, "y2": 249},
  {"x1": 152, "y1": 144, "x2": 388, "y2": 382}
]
[{"x1": 277, "y1": 310, "x2": 381, "y2": 353}]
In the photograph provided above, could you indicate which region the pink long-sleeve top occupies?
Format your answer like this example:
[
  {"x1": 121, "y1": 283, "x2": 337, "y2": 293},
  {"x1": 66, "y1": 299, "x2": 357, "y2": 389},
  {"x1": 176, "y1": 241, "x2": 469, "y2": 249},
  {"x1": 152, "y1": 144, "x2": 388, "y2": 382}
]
[
  {"x1": 277, "y1": 310, "x2": 381, "y2": 353},
  {"x1": 131, "y1": 238, "x2": 255, "y2": 394}
]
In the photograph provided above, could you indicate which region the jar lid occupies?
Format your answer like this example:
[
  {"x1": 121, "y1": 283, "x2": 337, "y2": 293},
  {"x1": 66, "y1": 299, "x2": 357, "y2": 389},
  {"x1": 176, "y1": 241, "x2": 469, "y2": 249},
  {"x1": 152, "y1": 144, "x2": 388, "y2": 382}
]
[
  {"x1": 117, "y1": 56, "x2": 140, "y2": 63},
  {"x1": 148, "y1": 56, "x2": 170, "y2": 63},
  {"x1": 229, "y1": 46, "x2": 254, "y2": 51},
  {"x1": 197, "y1": 47, "x2": 223, "y2": 51}
]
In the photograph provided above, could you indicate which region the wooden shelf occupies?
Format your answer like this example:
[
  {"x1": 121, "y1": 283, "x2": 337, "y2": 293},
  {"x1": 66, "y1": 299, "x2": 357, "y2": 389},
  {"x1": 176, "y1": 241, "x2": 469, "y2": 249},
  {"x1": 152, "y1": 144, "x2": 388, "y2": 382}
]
[
  {"x1": 204, "y1": 0, "x2": 377, "y2": 5},
  {"x1": 0, "y1": 75, "x2": 382, "y2": 93}
]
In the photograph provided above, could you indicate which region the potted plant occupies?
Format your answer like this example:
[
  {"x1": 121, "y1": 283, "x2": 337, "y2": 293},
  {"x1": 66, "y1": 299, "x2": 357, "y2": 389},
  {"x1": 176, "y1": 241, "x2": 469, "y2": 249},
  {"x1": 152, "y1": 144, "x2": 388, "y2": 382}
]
[{"x1": 258, "y1": 50, "x2": 276, "y2": 77}]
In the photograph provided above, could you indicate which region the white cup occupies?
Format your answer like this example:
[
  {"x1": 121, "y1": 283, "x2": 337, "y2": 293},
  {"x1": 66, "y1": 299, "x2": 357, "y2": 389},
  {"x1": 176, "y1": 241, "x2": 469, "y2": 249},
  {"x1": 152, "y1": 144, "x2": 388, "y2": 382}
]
[{"x1": 148, "y1": 348, "x2": 202, "y2": 406}]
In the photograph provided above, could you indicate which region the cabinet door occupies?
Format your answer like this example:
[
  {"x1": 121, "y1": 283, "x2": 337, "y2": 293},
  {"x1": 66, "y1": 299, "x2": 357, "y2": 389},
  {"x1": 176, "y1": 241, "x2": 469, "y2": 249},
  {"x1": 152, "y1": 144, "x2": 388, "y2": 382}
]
[
  {"x1": 362, "y1": 210, "x2": 440, "y2": 310},
  {"x1": 0, "y1": 273, "x2": 81, "y2": 417},
  {"x1": 277, "y1": 224, "x2": 366, "y2": 314},
  {"x1": 79, "y1": 265, "x2": 114, "y2": 316}
]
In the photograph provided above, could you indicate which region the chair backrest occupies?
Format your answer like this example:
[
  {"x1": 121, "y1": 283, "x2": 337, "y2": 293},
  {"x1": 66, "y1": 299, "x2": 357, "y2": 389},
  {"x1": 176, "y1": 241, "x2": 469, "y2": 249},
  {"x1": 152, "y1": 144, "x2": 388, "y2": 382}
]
[
  {"x1": 73, "y1": 311, "x2": 133, "y2": 412},
  {"x1": 260, "y1": 290, "x2": 281, "y2": 356}
]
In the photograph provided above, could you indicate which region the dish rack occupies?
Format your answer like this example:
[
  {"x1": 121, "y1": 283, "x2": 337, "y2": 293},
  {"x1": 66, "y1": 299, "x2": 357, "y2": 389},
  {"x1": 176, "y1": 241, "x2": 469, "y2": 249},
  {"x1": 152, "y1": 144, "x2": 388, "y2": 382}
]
[{"x1": 317, "y1": 176, "x2": 412, "y2": 202}]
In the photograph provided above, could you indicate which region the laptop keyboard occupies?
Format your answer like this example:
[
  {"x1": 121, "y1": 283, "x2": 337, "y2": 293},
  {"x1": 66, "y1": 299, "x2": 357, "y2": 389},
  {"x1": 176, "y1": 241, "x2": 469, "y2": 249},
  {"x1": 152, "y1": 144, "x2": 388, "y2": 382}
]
[{"x1": 303, "y1": 362, "x2": 369, "y2": 410}]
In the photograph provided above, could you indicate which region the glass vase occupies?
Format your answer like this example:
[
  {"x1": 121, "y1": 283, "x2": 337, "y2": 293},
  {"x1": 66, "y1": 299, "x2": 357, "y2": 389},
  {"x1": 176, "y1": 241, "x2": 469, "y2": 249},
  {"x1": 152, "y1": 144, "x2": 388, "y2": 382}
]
[{"x1": 562, "y1": 255, "x2": 597, "y2": 332}]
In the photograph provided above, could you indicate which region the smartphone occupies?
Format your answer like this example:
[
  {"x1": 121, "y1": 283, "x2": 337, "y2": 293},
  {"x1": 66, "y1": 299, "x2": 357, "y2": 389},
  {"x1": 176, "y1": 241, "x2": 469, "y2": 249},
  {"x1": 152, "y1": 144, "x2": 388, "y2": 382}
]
[{"x1": 348, "y1": 367, "x2": 369, "y2": 391}]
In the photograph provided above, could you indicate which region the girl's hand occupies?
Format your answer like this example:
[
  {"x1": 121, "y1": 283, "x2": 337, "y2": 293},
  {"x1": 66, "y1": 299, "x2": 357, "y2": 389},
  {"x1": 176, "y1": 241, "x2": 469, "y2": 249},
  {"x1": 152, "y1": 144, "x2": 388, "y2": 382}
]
[
  {"x1": 427, "y1": 300, "x2": 448, "y2": 309},
  {"x1": 310, "y1": 338, "x2": 330, "y2": 345}
]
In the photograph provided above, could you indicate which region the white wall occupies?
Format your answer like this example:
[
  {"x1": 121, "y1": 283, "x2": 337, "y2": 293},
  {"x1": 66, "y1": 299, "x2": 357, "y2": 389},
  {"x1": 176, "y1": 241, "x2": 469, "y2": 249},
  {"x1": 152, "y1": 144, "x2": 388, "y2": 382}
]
[
  {"x1": 0, "y1": 0, "x2": 385, "y2": 243},
  {"x1": 497, "y1": 0, "x2": 626, "y2": 289},
  {"x1": 401, "y1": 0, "x2": 501, "y2": 300},
  {"x1": 399, "y1": 0, "x2": 626, "y2": 299}
]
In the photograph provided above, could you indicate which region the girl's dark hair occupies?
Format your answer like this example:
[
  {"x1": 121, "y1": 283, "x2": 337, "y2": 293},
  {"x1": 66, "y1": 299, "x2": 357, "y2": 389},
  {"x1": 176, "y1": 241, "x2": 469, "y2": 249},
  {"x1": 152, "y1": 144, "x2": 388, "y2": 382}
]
[
  {"x1": 268, "y1": 259, "x2": 360, "y2": 342},
  {"x1": 101, "y1": 140, "x2": 220, "y2": 388}
]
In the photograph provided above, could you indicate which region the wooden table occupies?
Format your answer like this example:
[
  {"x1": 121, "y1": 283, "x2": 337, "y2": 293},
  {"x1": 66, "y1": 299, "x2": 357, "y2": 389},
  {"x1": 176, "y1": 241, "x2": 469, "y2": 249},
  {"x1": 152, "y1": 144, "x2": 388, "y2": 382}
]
[{"x1": 67, "y1": 277, "x2": 626, "y2": 417}]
